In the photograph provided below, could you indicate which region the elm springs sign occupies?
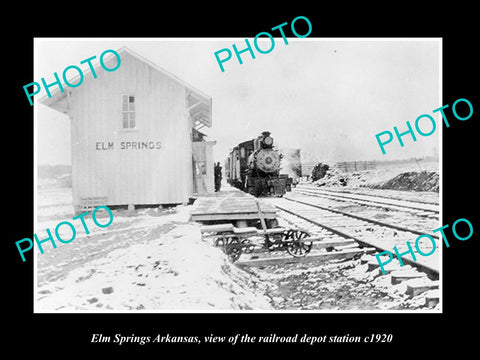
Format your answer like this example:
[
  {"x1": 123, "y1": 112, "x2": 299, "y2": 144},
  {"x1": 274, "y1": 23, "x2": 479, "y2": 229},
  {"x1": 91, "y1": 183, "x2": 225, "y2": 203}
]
[{"x1": 95, "y1": 141, "x2": 163, "y2": 150}]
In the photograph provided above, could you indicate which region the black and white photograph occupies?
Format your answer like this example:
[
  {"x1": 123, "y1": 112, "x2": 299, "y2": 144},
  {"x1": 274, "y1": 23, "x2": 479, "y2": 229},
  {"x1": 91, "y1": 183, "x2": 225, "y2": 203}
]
[
  {"x1": 6, "y1": 8, "x2": 478, "y2": 354},
  {"x1": 34, "y1": 38, "x2": 441, "y2": 312}
]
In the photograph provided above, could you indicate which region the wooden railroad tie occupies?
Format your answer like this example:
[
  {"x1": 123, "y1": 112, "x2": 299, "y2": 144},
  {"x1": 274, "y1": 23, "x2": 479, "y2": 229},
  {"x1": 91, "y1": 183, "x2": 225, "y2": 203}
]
[
  {"x1": 424, "y1": 289, "x2": 440, "y2": 308},
  {"x1": 235, "y1": 247, "x2": 376, "y2": 267},
  {"x1": 405, "y1": 278, "x2": 439, "y2": 297}
]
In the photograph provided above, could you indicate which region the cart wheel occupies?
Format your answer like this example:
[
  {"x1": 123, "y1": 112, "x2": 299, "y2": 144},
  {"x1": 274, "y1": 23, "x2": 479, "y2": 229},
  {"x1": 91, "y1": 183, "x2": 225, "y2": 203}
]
[
  {"x1": 214, "y1": 237, "x2": 225, "y2": 247},
  {"x1": 225, "y1": 238, "x2": 242, "y2": 262},
  {"x1": 286, "y1": 231, "x2": 313, "y2": 257},
  {"x1": 265, "y1": 231, "x2": 284, "y2": 251},
  {"x1": 241, "y1": 239, "x2": 255, "y2": 254},
  {"x1": 266, "y1": 218, "x2": 279, "y2": 229}
]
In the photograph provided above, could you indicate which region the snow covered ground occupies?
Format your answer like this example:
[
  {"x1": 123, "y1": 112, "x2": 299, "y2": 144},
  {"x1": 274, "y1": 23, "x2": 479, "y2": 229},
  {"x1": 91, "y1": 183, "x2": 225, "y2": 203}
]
[
  {"x1": 35, "y1": 157, "x2": 441, "y2": 313},
  {"x1": 35, "y1": 189, "x2": 273, "y2": 312}
]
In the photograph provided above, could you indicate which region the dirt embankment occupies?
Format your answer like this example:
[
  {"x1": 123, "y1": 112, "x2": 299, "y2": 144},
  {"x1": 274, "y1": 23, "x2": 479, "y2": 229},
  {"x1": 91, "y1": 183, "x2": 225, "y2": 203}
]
[
  {"x1": 371, "y1": 171, "x2": 439, "y2": 192},
  {"x1": 312, "y1": 163, "x2": 439, "y2": 192}
]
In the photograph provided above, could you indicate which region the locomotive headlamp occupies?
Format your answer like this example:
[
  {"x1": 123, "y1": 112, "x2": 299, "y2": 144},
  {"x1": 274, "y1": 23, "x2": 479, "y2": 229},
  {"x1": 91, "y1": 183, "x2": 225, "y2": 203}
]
[{"x1": 263, "y1": 136, "x2": 273, "y2": 146}]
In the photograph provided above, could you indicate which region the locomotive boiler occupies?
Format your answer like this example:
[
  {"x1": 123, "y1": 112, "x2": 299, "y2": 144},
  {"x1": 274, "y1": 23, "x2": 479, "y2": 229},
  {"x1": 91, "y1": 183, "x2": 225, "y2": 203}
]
[{"x1": 226, "y1": 131, "x2": 293, "y2": 197}]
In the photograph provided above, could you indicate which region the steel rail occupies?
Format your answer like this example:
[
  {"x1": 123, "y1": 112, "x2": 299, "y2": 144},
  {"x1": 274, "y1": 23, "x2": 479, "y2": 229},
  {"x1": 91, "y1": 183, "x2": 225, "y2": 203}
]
[
  {"x1": 274, "y1": 203, "x2": 439, "y2": 278},
  {"x1": 283, "y1": 196, "x2": 439, "y2": 239},
  {"x1": 294, "y1": 187, "x2": 439, "y2": 214},
  {"x1": 296, "y1": 184, "x2": 439, "y2": 206}
]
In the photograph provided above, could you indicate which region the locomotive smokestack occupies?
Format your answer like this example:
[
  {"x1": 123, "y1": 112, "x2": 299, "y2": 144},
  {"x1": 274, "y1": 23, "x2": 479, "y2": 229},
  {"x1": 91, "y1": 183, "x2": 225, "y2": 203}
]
[{"x1": 261, "y1": 131, "x2": 271, "y2": 137}]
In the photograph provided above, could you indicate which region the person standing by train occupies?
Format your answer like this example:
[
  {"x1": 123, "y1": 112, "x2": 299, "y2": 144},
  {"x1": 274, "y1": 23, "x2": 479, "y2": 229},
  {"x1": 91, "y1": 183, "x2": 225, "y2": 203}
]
[{"x1": 214, "y1": 162, "x2": 222, "y2": 192}]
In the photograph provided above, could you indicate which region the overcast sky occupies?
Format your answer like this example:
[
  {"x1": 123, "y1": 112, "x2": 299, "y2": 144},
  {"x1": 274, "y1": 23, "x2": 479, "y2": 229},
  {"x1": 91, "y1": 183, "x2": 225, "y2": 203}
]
[{"x1": 35, "y1": 38, "x2": 441, "y2": 165}]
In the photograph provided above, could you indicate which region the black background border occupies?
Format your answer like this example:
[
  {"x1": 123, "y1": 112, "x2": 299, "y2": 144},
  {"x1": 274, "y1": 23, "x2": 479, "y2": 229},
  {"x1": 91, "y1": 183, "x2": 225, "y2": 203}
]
[{"x1": 6, "y1": 5, "x2": 478, "y2": 354}]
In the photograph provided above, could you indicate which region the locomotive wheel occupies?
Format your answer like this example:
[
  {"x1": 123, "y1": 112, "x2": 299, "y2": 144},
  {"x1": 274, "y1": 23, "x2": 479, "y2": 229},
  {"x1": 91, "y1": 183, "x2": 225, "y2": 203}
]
[{"x1": 286, "y1": 231, "x2": 313, "y2": 257}]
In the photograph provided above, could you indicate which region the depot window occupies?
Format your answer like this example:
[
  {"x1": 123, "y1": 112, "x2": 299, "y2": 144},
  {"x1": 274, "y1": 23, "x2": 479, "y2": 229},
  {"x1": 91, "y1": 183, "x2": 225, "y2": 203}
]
[{"x1": 122, "y1": 95, "x2": 136, "y2": 129}]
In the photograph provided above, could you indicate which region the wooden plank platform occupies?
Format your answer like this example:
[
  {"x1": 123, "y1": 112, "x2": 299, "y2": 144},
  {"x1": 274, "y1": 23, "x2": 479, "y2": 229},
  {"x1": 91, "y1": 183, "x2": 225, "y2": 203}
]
[
  {"x1": 235, "y1": 247, "x2": 376, "y2": 267},
  {"x1": 200, "y1": 224, "x2": 235, "y2": 233},
  {"x1": 190, "y1": 187, "x2": 277, "y2": 222}
]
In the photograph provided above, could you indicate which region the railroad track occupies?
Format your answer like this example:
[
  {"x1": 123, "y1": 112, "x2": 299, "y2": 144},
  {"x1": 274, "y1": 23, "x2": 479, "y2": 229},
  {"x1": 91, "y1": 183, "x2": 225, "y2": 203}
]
[
  {"x1": 262, "y1": 195, "x2": 440, "y2": 278},
  {"x1": 197, "y1": 187, "x2": 441, "y2": 310},
  {"x1": 294, "y1": 184, "x2": 439, "y2": 219},
  {"x1": 198, "y1": 188, "x2": 441, "y2": 309}
]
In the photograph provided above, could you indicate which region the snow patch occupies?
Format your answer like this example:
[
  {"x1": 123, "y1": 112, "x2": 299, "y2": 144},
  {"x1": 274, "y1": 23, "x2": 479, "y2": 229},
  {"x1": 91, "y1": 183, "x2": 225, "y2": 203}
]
[{"x1": 36, "y1": 220, "x2": 273, "y2": 312}]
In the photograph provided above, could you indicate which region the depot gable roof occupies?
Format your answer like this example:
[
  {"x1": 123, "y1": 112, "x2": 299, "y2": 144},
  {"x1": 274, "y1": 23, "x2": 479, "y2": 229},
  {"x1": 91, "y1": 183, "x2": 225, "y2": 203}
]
[{"x1": 39, "y1": 46, "x2": 212, "y2": 128}]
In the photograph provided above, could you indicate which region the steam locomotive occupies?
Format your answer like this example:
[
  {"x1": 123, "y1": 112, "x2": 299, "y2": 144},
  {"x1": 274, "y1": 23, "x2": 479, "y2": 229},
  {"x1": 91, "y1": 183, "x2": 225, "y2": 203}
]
[{"x1": 225, "y1": 131, "x2": 293, "y2": 197}]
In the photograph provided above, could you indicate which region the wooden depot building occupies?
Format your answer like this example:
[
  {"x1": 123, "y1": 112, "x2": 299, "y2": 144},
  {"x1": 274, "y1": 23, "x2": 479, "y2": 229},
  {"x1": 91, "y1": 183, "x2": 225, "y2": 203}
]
[{"x1": 40, "y1": 46, "x2": 215, "y2": 212}]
